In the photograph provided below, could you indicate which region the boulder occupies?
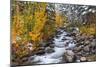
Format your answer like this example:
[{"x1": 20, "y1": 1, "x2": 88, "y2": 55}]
[{"x1": 63, "y1": 50, "x2": 75, "y2": 62}]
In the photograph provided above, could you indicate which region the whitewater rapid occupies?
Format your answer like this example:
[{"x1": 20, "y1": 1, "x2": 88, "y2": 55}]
[{"x1": 29, "y1": 29, "x2": 76, "y2": 64}]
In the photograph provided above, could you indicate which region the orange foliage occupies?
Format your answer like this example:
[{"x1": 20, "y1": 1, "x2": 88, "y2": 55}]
[
  {"x1": 29, "y1": 3, "x2": 47, "y2": 42},
  {"x1": 55, "y1": 13, "x2": 64, "y2": 28}
]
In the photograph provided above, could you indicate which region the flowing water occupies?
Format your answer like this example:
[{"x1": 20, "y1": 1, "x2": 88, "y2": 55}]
[{"x1": 29, "y1": 29, "x2": 76, "y2": 64}]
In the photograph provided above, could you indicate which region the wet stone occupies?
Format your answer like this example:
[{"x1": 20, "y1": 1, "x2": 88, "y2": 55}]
[
  {"x1": 62, "y1": 38, "x2": 68, "y2": 41},
  {"x1": 49, "y1": 44, "x2": 55, "y2": 48},
  {"x1": 45, "y1": 47, "x2": 55, "y2": 53},
  {"x1": 55, "y1": 35, "x2": 60, "y2": 39},
  {"x1": 35, "y1": 50, "x2": 45, "y2": 55},
  {"x1": 65, "y1": 33, "x2": 72, "y2": 37}
]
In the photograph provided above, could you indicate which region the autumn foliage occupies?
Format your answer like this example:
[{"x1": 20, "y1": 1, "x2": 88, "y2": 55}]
[
  {"x1": 11, "y1": 1, "x2": 96, "y2": 65},
  {"x1": 11, "y1": 1, "x2": 65, "y2": 60}
]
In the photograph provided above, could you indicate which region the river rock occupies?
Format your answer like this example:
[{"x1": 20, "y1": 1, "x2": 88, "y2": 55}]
[
  {"x1": 35, "y1": 49, "x2": 45, "y2": 55},
  {"x1": 38, "y1": 47, "x2": 45, "y2": 50},
  {"x1": 80, "y1": 41, "x2": 85, "y2": 45},
  {"x1": 62, "y1": 38, "x2": 68, "y2": 41},
  {"x1": 73, "y1": 46, "x2": 82, "y2": 52},
  {"x1": 80, "y1": 57, "x2": 87, "y2": 62},
  {"x1": 56, "y1": 31, "x2": 63, "y2": 35},
  {"x1": 91, "y1": 49, "x2": 96, "y2": 54},
  {"x1": 76, "y1": 51, "x2": 82, "y2": 56},
  {"x1": 45, "y1": 47, "x2": 55, "y2": 53},
  {"x1": 83, "y1": 45, "x2": 90, "y2": 52},
  {"x1": 89, "y1": 35, "x2": 95, "y2": 41},
  {"x1": 55, "y1": 35, "x2": 60, "y2": 39},
  {"x1": 66, "y1": 50, "x2": 75, "y2": 55},
  {"x1": 84, "y1": 40, "x2": 90, "y2": 45},
  {"x1": 65, "y1": 33, "x2": 72, "y2": 37},
  {"x1": 76, "y1": 40, "x2": 84, "y2": 46},
  {"x1": 63, "y1": 50, "x2": 75, "y2": 62},
  {"x1": 70, "y1": 32, "x2": 76, "y2": 36},
  {"x1": 40, "y1": 42, "x2": 47, "y2": 47},
  {"x1": 91, "y1": 41, "x2": 96, "y2": 47},
  {"x1": 22, "y1": 57, "x2": 28, "y2": 62},
  {"x1": 49, "y1": 44, "x2": 55, "y2": 48},
  {"x1": 28, "y1": 56, "x2": 34, "y2": 61}
]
